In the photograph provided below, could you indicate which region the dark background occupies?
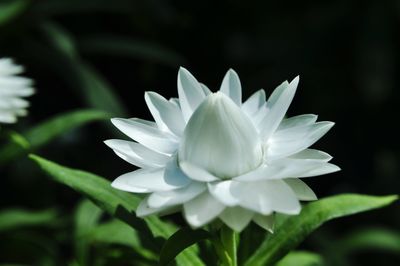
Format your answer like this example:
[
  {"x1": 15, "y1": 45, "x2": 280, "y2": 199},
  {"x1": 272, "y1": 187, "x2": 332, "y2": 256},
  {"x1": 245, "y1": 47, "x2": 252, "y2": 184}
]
[{"x1": 0, "y1": 0, "x2": 399, "y2": 265}]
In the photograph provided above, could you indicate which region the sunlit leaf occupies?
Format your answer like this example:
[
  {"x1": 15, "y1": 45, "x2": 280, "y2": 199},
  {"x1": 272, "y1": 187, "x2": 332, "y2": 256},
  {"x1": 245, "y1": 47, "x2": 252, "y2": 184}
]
[
  {"x1": 276, "y1": 251, "x2": 324, "y2": 266},
  {"x1": 0, "y1": 109, "x2": 110, "y2": 164},
  {"x1": 29, "y1": 154, "x2": 205, "y2": 266},
  {"x1": 0, "y1": 208, "x2": 57, "y2": 232},
  {"x1": 245, "y1": 194, "x2": 398, "y2": 266}
]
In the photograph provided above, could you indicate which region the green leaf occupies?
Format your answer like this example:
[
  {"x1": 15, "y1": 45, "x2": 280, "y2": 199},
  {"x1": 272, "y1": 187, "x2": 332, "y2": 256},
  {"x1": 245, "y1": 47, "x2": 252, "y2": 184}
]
[
  {"x1": 85, "y1": 219, "x2": 157, "y2": 261},
  {"x1": 74, "y1": 200, "x2": 103, "y2": 266},
  {"x1": 0, "y1": 109, "x2": 110, "y2": 164},
  {"x1": 159, "y1": 228, "x2": 211, "y2": 266},
  {"x1": 245, "y1": 194, "x2": 398, "y2": 266},
  {"x1": 29, "y1": 154, "x2": 205, "y2": 266},
  {"x1": 0, "y1": 208, "x2": 57, "y2": 232},
  {"x1": 79, "y1": 36, "x2": 185, "y2": 66},
  {"x1": 276, "y1": 251, "x2": 324, "y2": 266},
  {"x1": 0, "y1": 0, "x2": 30, "y2": 26}
]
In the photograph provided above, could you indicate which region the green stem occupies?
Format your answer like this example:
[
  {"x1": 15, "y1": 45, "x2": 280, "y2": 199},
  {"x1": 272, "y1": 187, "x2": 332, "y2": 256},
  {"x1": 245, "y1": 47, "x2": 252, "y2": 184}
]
[{"x1": 211, "y1": 224, "x2": 238, "y2": 266}]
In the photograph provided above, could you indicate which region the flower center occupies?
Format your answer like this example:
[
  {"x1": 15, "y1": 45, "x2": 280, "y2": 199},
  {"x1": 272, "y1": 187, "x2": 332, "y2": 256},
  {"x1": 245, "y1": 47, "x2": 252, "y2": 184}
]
[{"x1": 178, "y1": 92, "x2": 263, "y2": 179}]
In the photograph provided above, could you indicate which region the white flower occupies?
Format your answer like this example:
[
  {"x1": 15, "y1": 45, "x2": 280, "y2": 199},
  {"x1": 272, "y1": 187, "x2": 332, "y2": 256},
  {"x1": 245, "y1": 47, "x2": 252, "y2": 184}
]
[
  {"x1": 0, "y1": 58, "x2": 35, "y2": 124},
  {"x1": 106, "y1": 68, "x2": 340, "y2": 232}
]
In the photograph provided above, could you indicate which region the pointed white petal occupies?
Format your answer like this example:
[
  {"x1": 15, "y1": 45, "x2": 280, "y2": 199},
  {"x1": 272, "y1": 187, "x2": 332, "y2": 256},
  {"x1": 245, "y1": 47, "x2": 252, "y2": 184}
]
[
  {"x1": 184, "y1": 192, "x2": 225, "y2": 228},
  {"x1": 0, "y1": 76, "x2": 34, "y2": 88},
  {"x1": 136, "y1": 196, "x2": 179, "y2": 217},
  {"x1": 169, "y1": 97, "x2": 180, "y2": 107},
  {"x1": 289, "y1": 149, "x2": 332, "y2": 162},
  {"x1": 177, "y1": 67, "x2": 207, "y2": 122},
  {"x1": 163, "y1": 155, "x2": 192, "y2": 187},
  {"x1": 236, "y1": 180, "x2": 301, "y2": 215},
  {"x1": 0, "y1": 111, "x2": 17, "y2": 123},
  {"x1": 219, "y1": 69, "x2": 242, "y2": 106},
  {"x1": 111, "y1": 118, "x2": 178, "y2": 154},
  {"x1": 267, "y1": 121, "x2": 334, "y2": 160},
  {"x1": 0, "y1": 86, "x2": 35, "y2": 96},
  {"x1": 144, "y1": 91, "x2": 185, "y2": 136},
  {"x1": 0, "y1": 97, "x2": 29, "y2": 109},
  {"x1": 179, "y1": 161, "x2": 219, "y2": 182},
  {"x1": 284, "y1": 178, "x2": 317, "y2": 201},
  {"x1": 297, "y1": 163, "x2": 340, "y2": 177},
  {"x1": 148, "y1": 182, "x2": 206, "y2": 208},
  {"x1": 200, "y1": 83, "x2": 212, "y2": 95},
  {"x1": 104, "y1": 139, "x2": 170, "y2": 168},
  {"x1": 277, "y1": 114, "x2": 318, "y2": 131},
  {"x1": 260, "y1": 77, "x2": 299, "y2": 141},
  {"x1": 111, "y1": 168, "x2": 184, "y2": 193},
  {"x1": 234, "y1": 159, "x2": 337, "y2": 182},
  {"x1": 219, "y1": 207, "x2": 254, "y2": 232},
  {"x1": 253, "y1": 214, "x2": 274, "y2": 233},
  {"x1": 179, "y1": 92, "x2": 262, "y2": 178},
  {"x1": 0, "y1": 58, "x2": 24, "y2": 75},
  {"x1": 208, "y1": 180, "x2": 240, "y2": 206},
  {"x1": 242, "y1": 89, "x2": 266, "y2": 116}
]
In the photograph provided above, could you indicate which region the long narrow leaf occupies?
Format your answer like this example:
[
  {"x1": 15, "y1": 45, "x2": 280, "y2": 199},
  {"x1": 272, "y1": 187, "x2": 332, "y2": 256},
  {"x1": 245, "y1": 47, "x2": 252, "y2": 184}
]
[
  {"x1": 245, "y1": 194, "x2": 398, "y2": 266},
  {"x1": 29, "y1": 154, "x2": 205, "y2": 266}
]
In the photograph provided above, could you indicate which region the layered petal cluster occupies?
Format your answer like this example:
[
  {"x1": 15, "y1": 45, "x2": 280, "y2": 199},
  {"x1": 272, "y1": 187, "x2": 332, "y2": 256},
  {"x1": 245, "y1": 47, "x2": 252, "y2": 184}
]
[
  {"x1": 0, "y1": 58, "x2": 35, "y2": 124},
  {"x1": 106, "y1": 68, "x2": 339, "y2": 232}
]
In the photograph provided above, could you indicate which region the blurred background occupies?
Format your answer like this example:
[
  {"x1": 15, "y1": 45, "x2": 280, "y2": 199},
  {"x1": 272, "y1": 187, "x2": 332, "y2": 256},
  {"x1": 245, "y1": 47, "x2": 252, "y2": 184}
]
[{"x1": 0, "y1": 0, "x2": 399, "y2": 265}]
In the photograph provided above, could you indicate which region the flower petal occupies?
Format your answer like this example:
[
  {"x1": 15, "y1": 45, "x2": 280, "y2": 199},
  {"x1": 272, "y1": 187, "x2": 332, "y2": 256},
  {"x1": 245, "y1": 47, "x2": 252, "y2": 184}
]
[
  {"x1": 144, "y1": 91, "x2": 185, "y2": 136},
  {"x1": 111, "y1": 118, "x2": 178, "y2": 154},
  {"x1": 284, "y1": 178, "x2": 317, "y2": 201},
  {"x1": 266, "y1": 121, "x2": 334, "y2": 160},
  {"x1": 179, "y1": 92, "x2": 262, "y2": 178},
  {"x1": 177, "y1": 67, "x2": 207, "y2": 122},
  {"x1": 0, "y1": 58, "x2": 24, "y2": 75},
  {"x1": 208, "y1": 180, "x2": 240, "y2": 206},
  {"x1": 104, "y1": 139, "x2": 170, "y2": 168},
  {"x1": 219, "y1": 207, "x2": 254, "y2": 232},
  {"x1": 277, "y1": 114, "x2": 318, "y2": 131},
  {"x1": 235, "y1": 180, "x2": 301, "y2": 215},
  {"x1": 219, "y1": 69, "x2": 242, "y2": 106},
  {"x1": 136, "y1": 196, "x2": 180, "y2": 217},
  {"x1": 200, "y1": 83, "x2": 212, "y2": 95},
  {"x1": 242, "y1": 89, "x2": 266, "y2": 116},
  {"x1": 297, "y1": 163, "x2": 340, "y2": 178},
  {"x1": 184, "y1": 192, "x2": 225, "y2": 228},
  {"x1": 111, "y1": 168, "x2": 184, "y2": 193},
  {"x1": 164, "y1": 155, "x2": 192, "y2": 187},
  {"x1": 234, "y1": 159, "x2": 336, "y2": 182},
  {"x1": 0, "y1": 111, "x2": 17, "y2": 123},
  {"x1": 289, "y1": 148, "x2": 332, "y2": 162},
  {"x1": 0, "y1": 97, "x2": 29, "y2": 109},
  {"x1": 147, "y1": 182, "x2": 206, "y2": 208},
  {"x1": 179, "y1": 161, "x2": 219, "y2": 182},
  {"x1": 259, "y1": 77, "x2": 299, "y2": 141},
  {"x1": 252, "y1": 214, "x2": 274, "y2": 233}
]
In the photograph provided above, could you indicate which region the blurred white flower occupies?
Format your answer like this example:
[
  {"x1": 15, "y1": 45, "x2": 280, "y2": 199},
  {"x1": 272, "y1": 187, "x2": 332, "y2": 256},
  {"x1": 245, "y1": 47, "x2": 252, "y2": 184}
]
[
  {"x1": 106, "y1": 68, "x2": 340, "y2": 232},
  {"x1": 0, "y1": 58, "x2": 35, "y2": 124}
]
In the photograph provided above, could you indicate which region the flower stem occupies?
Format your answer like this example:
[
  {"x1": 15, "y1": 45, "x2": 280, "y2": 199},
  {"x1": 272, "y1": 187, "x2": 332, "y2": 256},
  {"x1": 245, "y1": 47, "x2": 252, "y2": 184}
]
[{"x1": 211, "y1": 224, "x2": 238, "y2": 266}]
